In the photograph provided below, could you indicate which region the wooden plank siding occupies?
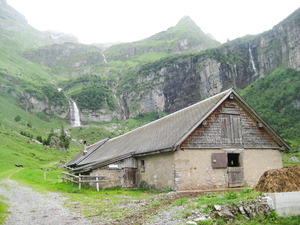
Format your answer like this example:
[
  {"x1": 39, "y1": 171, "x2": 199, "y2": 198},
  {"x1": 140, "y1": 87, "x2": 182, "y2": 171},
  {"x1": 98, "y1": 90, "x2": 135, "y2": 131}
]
[{"x1": 181, "y1": 99, "x2": 279, "y2": 149}]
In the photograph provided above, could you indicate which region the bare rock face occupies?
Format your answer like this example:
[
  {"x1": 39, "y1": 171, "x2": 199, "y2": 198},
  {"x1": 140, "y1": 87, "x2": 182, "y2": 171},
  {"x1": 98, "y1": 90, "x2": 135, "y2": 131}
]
[
  {"x1": 120, "y1": 9, "x2": 300, "y2": 117},
  {"x1": 50, "y1": 136, "x2": 67, "y2": 152},
  {"x1": 21, "y1": 43, "x2": 104, "y2": 77},
  {"x1": 289, "y1": 156, "x2": 299, "y2": 162},
  {"x1": 43, "y1": 30, "x2": 79, "y2": 43}
]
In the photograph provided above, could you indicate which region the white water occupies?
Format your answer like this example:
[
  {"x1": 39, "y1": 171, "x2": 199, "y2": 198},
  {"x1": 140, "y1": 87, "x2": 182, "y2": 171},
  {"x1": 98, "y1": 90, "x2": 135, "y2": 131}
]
[
  {"x1": 60, "y1": 89, "x2": 81, "y2": 127},
  {"x1": 70, "y1": 98, "x2": 81, "y2": 127},
  {"x1": 113, "y1": 92, "x2": 126, "y2": 121},
  {"x1": 100, "y1": 49, "x2": 110, "y2": 73},
  {"x1": 249, "y1": 43, "x2": 258, "y2": 77}
]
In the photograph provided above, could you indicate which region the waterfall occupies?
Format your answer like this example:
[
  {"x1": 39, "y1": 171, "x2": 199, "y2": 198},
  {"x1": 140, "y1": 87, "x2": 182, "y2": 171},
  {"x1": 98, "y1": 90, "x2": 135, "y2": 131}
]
[
  {"x1": 113, "y1": 93, "x2": 126, "y2": 121},
  {"x1": 59, "y1": 88, "x2": 81, "y2": 127},
  {"x1": 249, "y1": 43, "x2": 258, "y2": 77},
  {"x1": 100, "y1": 49, "x2": 110, "y2": 73},
  {"x1": 70, "y1": 98, "x2": 81, "y2": 127}
]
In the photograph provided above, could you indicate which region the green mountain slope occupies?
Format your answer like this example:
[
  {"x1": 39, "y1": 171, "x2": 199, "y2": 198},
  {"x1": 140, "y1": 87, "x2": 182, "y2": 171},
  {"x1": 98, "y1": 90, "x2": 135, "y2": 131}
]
[
  {"x1": 239, "y1": 67, "x2": 300, "y2": 148},
  {"x1": 104, "y1": 16, "x2": 220, "y2": 62}
]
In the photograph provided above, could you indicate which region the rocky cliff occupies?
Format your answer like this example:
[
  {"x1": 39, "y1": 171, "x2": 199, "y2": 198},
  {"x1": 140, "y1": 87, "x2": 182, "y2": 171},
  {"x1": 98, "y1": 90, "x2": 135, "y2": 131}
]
[
  {"x1": 118, "y1": 8, "x2": 300, "y2": 117},
  {"x1": 1, "y1": 1, "x2": 300, "y2": 125},
  {"x1": 22, "y1": 43, "x2": 105, "y2": 77}
]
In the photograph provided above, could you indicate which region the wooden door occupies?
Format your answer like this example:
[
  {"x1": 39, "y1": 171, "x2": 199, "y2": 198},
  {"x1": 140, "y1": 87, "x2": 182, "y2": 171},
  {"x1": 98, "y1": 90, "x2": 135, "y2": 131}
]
[
  {"x1": 122, "y1": 168, "x2": 136, "y2": 188},
  {"x1": 228, "y1": 167, "x2": 244, "y2": 187}
]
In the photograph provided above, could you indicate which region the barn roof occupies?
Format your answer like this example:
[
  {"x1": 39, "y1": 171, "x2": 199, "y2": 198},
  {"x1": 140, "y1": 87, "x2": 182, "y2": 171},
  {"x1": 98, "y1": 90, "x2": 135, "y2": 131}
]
[
  {"x1": 65, "y1": 138, "x2": 108, "y2": 167},
  {"x1": 67, "y1": 88, "x2": 291, "y2": 171}
]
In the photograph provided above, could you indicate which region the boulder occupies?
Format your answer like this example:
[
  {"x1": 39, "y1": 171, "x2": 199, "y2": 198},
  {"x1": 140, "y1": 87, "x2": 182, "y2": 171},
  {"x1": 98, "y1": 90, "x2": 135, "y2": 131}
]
[{"x1": 289, "y1": 156, "x2": 299, "y2": 162}]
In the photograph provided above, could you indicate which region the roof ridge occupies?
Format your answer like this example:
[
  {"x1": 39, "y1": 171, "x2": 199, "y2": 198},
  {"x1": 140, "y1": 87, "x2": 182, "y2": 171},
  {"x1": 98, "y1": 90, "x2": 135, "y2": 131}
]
[
  {"x1": 76, "y1": 138, "x2": 109, "y2": 165},
  {"x1": 108, "y1": 89, "x2": 232, "y2": 142}
]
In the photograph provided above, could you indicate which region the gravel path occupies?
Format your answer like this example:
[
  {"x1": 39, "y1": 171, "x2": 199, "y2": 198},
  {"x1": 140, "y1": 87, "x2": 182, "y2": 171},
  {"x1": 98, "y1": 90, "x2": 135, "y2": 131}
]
[{"x1": 0, "y1": 179, "x2": 95, "y2": 225}]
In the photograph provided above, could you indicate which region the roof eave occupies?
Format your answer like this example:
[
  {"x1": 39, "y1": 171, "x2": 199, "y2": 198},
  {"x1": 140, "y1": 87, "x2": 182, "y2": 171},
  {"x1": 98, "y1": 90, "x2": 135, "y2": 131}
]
[
  {"x1": 133, "y1": 148, "x2": 173, "y2": 157},
  {"x1": 231, "y1": 89, "x2": 291, "y2": 151}
]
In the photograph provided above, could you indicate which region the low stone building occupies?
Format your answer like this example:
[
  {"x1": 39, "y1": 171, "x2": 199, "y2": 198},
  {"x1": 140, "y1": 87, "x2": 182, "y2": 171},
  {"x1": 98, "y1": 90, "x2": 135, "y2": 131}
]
[{"x1": 65, "y1": 89, "x2": 290, "y2": 191}]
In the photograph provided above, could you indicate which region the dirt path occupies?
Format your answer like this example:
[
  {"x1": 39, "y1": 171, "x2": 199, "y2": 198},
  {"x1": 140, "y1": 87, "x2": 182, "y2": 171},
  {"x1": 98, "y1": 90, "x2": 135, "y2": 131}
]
[{"x1": 0, "y1": 178, "x2": 95, "y2": 225}]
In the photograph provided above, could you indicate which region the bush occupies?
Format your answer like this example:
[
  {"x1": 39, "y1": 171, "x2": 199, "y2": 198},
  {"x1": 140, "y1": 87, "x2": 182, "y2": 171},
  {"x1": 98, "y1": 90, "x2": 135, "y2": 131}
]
[
  {"x1": 14, "y1": 115, "x2": 21, "y2": 122},
  {"x1": 36, "y1": 135, "x2": 43, "y2": 143}
]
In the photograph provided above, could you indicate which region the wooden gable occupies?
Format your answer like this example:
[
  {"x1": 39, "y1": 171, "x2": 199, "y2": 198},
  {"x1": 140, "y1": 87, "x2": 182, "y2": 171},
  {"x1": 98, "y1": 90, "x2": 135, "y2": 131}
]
[{"x1": 181, "y1": 98, "x2": 279, "y2": 149}]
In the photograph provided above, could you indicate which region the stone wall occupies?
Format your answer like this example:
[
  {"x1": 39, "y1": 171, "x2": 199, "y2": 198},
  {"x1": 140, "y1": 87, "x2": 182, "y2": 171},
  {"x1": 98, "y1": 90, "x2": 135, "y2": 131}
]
[
  {"x1": 136, "y1": 152, "x2": 175, "y2": 190},
  {"x1": 90, "y1": 168, "x2": 122, "y2": 189}
]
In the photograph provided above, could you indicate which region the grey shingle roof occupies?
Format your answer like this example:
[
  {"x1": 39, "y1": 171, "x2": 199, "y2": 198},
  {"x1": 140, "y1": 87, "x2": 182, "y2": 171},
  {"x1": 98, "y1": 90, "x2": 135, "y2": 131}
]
[
  {"x1": 65, "y1": 138, "x2": 108, "y2": 166},
  {"x1": 76, "y1": 89, "x2": 231, "y2": 166}
]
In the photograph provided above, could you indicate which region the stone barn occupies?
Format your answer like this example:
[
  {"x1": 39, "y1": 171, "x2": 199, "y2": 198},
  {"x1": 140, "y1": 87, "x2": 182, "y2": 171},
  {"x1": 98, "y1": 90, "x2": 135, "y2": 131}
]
[{"x1": 65, "y1": 88, "x2": 290, "y2": 191}]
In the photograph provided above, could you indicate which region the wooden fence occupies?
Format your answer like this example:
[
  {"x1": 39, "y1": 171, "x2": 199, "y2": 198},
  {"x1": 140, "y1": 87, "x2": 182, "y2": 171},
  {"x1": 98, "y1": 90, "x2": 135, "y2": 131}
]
[{"x1": 62, "y1": 172, "x2": 107, "y2": 191}]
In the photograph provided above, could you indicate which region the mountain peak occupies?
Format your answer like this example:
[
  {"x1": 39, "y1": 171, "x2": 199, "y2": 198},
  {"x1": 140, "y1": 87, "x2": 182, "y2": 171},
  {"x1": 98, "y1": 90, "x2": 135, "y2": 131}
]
[
  {"x1": 0, "y1": 0, "x2": 7, "y2": 5},
  {"x1": 176, "y1": 16, "x2": 193, "y2": 26}
]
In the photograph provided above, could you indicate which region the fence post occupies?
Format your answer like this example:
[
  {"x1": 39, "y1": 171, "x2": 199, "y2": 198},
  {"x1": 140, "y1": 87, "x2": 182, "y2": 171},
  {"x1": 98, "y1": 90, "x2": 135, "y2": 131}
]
[
  {"x1": 96, "y1": 176, "x2": 99, "y2": 191},
  {"x1": 79, "y1": 173, "x2": 81, "y2": 190}
]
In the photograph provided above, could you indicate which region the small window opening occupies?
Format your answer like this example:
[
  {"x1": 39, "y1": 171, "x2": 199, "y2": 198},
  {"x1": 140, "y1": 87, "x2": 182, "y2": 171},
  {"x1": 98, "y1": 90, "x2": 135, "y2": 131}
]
[
  {"x1": 227, "y1": 153, "x2": 240, "y2": 167},
  {"x1": 141, "y1": 160, "x2": 145, "y2": 173}
]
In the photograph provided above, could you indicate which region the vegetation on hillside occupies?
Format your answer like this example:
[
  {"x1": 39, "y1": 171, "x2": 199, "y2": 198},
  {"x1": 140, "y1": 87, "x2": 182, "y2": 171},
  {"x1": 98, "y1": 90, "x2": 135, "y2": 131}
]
[
  {"x1": 239, "y1": 67, "x2": 300, "y2": 150},
  {"x1": 74, "y1": 82, "x2": 117, "y2": 111}
]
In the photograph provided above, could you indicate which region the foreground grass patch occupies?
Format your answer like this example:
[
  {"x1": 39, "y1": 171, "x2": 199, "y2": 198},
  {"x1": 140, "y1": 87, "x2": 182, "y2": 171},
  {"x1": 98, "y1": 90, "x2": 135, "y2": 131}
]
[{"x1": 0, "y1": 197, "x2": 9, "y2": 224}]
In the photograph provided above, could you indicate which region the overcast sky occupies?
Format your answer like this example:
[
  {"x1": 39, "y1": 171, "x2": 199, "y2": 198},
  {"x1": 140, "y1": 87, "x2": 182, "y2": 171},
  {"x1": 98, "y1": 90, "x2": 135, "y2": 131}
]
[{"x1": 6, "y1": 0, "x2": 300, "y2": 44}]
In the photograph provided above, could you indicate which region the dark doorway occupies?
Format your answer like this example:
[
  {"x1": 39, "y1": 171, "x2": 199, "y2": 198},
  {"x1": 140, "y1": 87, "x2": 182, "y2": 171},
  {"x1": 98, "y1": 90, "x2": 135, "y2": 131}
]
[{"x1": 227, "y1": 153, "x2": 240, "y2": 167}]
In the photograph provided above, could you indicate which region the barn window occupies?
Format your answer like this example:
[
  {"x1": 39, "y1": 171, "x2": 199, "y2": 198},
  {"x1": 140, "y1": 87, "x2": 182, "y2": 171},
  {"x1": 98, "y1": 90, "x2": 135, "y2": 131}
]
[
  {"x1": 141, "y1": 160, "x2": 145, "y2": 173},
  {"x1": 227, "y1": 153, "x2": 240, "y2": 167},
  {"x1": 221, "y1": 114, "x2": 242, "y2": 145}
]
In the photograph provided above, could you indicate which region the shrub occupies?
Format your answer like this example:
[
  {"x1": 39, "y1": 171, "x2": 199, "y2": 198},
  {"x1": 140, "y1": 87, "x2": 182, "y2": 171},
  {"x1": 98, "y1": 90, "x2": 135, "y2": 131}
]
[{"x1": 14, "y1": 115, "x2": 21, "y2": 122}]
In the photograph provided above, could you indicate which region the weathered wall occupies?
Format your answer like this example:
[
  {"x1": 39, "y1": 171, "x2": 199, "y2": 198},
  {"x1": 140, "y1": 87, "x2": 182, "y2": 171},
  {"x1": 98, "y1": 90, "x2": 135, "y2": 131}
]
[
  {"x1": 243, "y1": 149, "x2": 283, "y2": 187},
  {"x1": 181, "y1": 99, "x2": 279, "y2": 149},
  {"x1": 174, "y1": 149, "x2": 228, "y2": 191},
  {"x1": 174, "y1": 148, "x2": 283, "y2": 191},
  {"x1": 136, "y1": 152, "x2": 175, "y2": 190},
  {"x1": 90, "y1": 168, "x2": 122, "y2": 189}
]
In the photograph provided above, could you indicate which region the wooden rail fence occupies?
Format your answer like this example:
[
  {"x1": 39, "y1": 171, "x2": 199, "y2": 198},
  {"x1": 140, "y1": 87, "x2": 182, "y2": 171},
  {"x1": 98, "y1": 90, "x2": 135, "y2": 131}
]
[{"x1": 62, "y1": 172, "x2": 107, "y2": 191}]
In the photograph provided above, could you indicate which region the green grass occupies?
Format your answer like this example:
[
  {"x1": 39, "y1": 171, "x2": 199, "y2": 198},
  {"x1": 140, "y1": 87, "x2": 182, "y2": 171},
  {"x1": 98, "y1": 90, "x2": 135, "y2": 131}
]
[{"x1": 0, "y1": 198, "x2": 9, "y2": 225}]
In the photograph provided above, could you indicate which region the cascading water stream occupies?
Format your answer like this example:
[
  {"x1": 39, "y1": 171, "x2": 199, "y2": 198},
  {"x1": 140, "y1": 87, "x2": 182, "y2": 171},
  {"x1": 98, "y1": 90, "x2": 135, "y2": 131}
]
[
  {"x1": 100, "y1": 49, "x2": 110, "y2": 73},
  {"x1": 114, "y1": 92, "x2": 126, "y2": 121},
  {"x1": 249, "y1": 43, "x2": 258, "y2": 77},
  {"x1": 99, "y1": 50, "x2": 126, "y2": 120},
  {"x1": 61, "y1": 90, "x2": 81, "y2": 127},
  {"x1": 70, "y1": 98, "x2": 81, "y2": 127}
]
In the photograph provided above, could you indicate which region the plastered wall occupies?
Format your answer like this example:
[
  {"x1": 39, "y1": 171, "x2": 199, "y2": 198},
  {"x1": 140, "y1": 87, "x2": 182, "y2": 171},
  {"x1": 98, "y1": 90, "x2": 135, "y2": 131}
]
[
  {"x1": 174, "y1": 149, "x2": 228, "y2": 191},
  {"x1": 243, "y1": 149, "x2": 283, "y2": 187},
  {"x1": 136, "y1": 152, "x2": 175, "y2": 190},
  {"x1": 174, "y1": 148, "x2": 283, "y2": 190}
]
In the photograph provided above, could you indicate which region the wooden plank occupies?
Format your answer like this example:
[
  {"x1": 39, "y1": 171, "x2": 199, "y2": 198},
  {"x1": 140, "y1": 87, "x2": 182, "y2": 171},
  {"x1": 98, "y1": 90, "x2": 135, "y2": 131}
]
[
  {"x1": 79, "y1": 175, "x2": 107, "y2": 178},
  {"x1": 79, "y1": 180, "x2": 107, "y2": 183},
  {"x1": 96, "y1": 177, "x2": 99, "y2": 191},
  {"x1": 79, "y1": 173, "x2": 81, "y2": 190},
  {"x1": 62, "y1": 177, "x2": 79, "y2": 184},
  {"x1": 61, "y1": 172, "x2": 79, "y2": 178}
]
